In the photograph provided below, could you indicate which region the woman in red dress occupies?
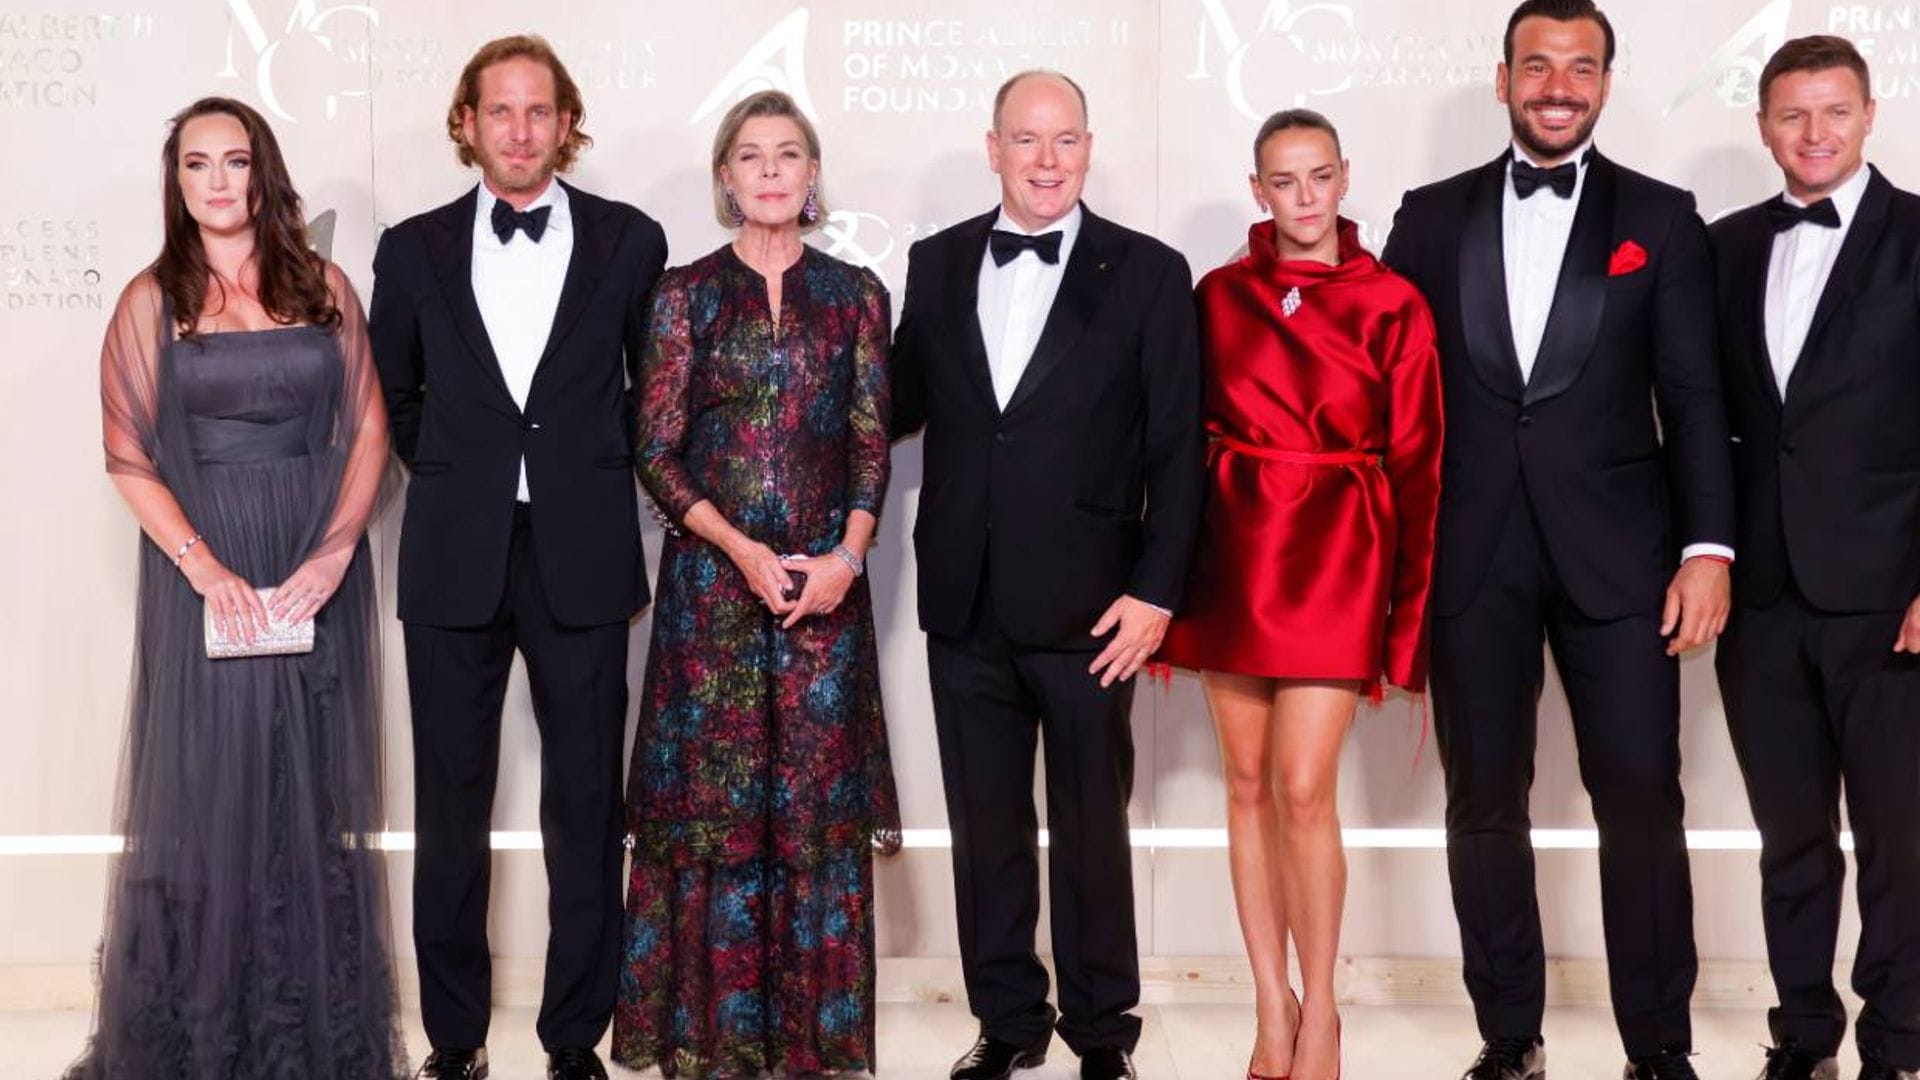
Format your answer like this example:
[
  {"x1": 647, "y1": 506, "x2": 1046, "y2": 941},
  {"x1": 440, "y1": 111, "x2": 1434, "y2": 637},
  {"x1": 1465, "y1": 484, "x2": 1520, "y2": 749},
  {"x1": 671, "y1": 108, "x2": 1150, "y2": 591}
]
[{"x1": 1157, "y1": 109, "x2": 1442, "y2": 1080}]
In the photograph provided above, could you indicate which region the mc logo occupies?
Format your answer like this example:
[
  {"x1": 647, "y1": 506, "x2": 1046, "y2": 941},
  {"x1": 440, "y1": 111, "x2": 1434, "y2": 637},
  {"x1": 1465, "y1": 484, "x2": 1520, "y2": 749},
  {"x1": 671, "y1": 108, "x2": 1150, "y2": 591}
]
[
  {"x1": 215, "y1": 0, "x2": 377, "y2": 123},
  {"x1": 1186, "y1": 0, "x2": 1359, "y2": 119}
]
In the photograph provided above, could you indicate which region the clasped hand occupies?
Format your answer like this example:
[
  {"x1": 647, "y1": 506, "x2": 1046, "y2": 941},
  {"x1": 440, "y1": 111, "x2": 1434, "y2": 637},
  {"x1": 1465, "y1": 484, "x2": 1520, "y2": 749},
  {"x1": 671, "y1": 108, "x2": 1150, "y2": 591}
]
[
  {"x1": 727, "y1": 539, "x2": 855, "y2": 629},
  {"x1": 181, "y1": 545, "x2": 347, "y2": 645}
]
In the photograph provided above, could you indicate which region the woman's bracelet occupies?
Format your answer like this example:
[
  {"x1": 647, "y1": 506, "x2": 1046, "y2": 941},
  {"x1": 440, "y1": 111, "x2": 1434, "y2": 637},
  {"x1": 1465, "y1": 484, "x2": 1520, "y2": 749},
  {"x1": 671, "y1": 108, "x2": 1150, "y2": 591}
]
[
  {"x1": 172, "y1": 533, "x2": 203, "y2": 567},
  {"x1": 832, "y1": 543, "x2": 864, "y2": 578}
]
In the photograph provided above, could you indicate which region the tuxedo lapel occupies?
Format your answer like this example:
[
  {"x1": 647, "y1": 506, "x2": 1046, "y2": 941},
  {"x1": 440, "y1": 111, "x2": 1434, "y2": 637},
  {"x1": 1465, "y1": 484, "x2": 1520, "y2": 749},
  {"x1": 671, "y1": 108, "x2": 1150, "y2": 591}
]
[
  {"x1": 1524, "y1": 153, "x2": 1615, "y2": 406},
  {"x1": 424, "y1": 188, "x2": 514, "y2": 409},
  {"x1": 1789, "y1": 167, "x2": 1892, "y2": 405},
  {"x1": 1458, "y1": 155, "x2": 1525, "y2": 402},
  {"x1": 944, "y1": 212, "x2": 1000, "y2": 414},
  {"x1": 1003, "y1": 208, "x2": 1121, "y2": 416},
  {"x1": 1740, "y1": 212, "x2": 1783, "y2": 408},
  {"x1": 539, "y1": 180, "x2": 621, "y2": 366}
]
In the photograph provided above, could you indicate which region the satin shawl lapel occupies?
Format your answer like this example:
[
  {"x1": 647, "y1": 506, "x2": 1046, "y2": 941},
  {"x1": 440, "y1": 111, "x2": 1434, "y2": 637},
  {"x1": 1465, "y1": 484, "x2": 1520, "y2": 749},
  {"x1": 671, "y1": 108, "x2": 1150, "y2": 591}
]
[
  {"x1": 943, "y1": 212, "x2": 1001, "y2": 414},
  {"x1": 1788, "y1": 167, "x2": 1893, "y2": 406},
  {"x1": 1458, "y1": 155, "x2": 1525, "y2": 402},
  {"x1": 538, "y1": 180, "x2": 623, "y2": 368},
  {"x1": 424, "y1": 188, "x2": 513, "y2": 408},
  {"x1": 1003, "y1": 208, "x2": 1123, "y2": 416},
  {"x1": 1738, "y1": 211, "x2": 1782, "y2": 408},
  {"x1": 1523, "y1": 154, "x2": 1615, "y2": 406}
]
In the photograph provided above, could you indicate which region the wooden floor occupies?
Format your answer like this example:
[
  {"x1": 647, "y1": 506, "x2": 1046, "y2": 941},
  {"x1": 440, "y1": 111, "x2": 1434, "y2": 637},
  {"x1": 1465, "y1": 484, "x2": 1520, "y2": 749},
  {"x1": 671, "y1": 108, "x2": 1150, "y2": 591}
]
[{"x1": 5, "y1": 1002, "x2": 1864, "y2": 1079}]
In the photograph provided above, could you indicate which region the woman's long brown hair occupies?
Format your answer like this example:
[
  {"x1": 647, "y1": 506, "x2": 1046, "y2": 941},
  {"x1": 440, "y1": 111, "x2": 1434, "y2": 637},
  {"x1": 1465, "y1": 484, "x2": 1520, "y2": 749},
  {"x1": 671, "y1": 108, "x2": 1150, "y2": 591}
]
[{"x1": 154, "y1": 96, "x2": 338, "y2": 337}]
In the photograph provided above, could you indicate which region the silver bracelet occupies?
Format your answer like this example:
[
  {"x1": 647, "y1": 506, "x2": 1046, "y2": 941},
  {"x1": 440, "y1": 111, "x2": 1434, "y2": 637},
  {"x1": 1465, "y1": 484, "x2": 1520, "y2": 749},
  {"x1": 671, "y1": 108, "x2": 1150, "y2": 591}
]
[
  {"x1": 832, "y1": 543, "x2": 864, "y2": 577},
  {"x1": 172, "y1": 533, "x2": 203, "y2": 566}
]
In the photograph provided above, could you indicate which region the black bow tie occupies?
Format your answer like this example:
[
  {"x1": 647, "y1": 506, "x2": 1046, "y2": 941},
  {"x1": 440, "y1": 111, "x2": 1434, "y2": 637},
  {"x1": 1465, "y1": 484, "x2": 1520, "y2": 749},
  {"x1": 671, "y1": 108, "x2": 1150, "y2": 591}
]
[
  {"x1": 1766, "y1": 196, "x2": 1842, "y2": 233},
  {"x1": 1512, "y1": 159, "x2": 1579, "y2": 199},
  {"x1": 491, "y1": 200, "x2": 552, "y2": 244},
  {"x1": 988, "y1": 229, "x2": 1063, "y2": 267}
]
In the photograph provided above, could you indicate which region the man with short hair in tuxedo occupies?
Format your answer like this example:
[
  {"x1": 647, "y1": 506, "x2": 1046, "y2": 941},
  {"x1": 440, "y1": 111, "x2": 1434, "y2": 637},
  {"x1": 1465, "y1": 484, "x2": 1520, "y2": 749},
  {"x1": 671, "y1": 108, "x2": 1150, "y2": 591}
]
[
  {"x1": 368, "y1": 35, "x2": 666, "y2": 1080},
  {"x1": 890, "y1": 69, "x2": 1204, "y2": 1080},
  {"x1": 1710, "y1": 35, "x2": 1920, "y2": 1080},
  {"x1": 1381, "y1": 2, "x2": 1736, "y2": 1077}
]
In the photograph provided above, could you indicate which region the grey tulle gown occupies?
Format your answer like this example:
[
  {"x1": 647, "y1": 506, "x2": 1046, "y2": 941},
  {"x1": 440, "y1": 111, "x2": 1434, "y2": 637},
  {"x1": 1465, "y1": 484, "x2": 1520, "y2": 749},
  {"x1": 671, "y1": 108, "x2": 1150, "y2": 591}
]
[{"x1": 67, "y1": 269, "x2": 405, "y2": 1079}]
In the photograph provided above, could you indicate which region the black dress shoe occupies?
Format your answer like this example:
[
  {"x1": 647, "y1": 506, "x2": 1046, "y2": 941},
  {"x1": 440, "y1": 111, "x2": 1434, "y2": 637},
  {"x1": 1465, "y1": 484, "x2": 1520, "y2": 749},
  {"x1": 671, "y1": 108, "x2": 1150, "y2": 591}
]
[
  {"x1": 1080, "y1": 1046, "x2": 1138, "y2": 1080},
  {"x1": 1756, "y1": 1043, "x2": 1839, "y2": 1080},
  {"x1": 546, "y1": 1047, "x2": 609, "y2": 1080},
  {"x1": 1860, "y1": 1059, "x2": 1920, "y2": 1080},
  {"x1": 1463, "y1": 1037, "x2": 1546, "y2": 1080},
  {"x1": 951, "y1": 1035, "x2": 1048, "y2": 1080},
  {"x1": 418, "y1": 1048, "x2": 488, "y2": 1079},
  {"x1": 1624, "y1": 1052, "x2": 1698, "y2": 1079}
]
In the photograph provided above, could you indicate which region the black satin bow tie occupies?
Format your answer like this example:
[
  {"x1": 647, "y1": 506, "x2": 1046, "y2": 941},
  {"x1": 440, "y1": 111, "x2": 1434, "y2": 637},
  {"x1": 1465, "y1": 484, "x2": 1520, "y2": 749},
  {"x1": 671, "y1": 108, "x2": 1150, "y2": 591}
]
[
  {"x1": 1766, "y1": 196, "x2": 1842, "y2": 233},
  {"x1": 1512, "y1": 159, "x2": 1579, "y2": 199},
  {"x1": 988, "y1": 228, "x2": 1063, "y2": 267},
  {"x1": 491, "y1": 200, "x2": 552, "y2": 244}
]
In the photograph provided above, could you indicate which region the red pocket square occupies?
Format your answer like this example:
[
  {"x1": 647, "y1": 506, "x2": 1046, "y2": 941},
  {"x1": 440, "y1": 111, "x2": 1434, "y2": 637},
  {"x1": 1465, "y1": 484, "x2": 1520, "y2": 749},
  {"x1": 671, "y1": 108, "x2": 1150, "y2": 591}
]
[{"x1": 1609, "y1": 240, "x2": 1647, "y2": 276}]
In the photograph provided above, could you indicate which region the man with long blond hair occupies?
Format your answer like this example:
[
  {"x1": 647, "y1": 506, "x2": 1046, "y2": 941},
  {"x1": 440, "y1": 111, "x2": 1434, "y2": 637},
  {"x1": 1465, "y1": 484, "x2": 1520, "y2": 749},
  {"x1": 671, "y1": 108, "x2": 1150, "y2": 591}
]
[{"x1": 369, "y1": 35, "x2": 667, "y2": 1080}]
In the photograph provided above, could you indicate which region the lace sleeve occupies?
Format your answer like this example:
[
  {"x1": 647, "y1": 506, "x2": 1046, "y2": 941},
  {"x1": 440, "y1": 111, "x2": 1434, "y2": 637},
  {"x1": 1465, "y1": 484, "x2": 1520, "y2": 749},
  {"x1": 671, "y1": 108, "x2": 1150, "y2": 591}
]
[{"x1": 100, "y1": 273, "x2": 169, "y2": 483}]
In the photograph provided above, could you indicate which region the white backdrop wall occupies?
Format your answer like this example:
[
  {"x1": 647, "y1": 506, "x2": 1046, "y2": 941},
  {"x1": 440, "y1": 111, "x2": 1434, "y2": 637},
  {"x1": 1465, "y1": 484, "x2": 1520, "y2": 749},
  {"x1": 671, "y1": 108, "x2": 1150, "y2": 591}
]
[{"x1": 6, "y1": 0, "x2": 1918, "y2": 977}]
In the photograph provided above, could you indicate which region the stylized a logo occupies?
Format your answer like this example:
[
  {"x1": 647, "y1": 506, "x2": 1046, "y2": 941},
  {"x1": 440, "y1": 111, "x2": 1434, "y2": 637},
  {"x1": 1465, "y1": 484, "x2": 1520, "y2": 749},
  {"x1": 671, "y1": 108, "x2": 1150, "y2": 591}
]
[
  {"x1": 216, "y1": 0, "x2": 377, "y2": 123},
  {"x1": 689, "y1": 8, "x2": 815, "y2": 125},
  {"x1": 307, "y1": 209, "x2": 335, "y2": 261},
  {"x1": 1665, "y1": 0, "x2": 1792, "y2": 113}
]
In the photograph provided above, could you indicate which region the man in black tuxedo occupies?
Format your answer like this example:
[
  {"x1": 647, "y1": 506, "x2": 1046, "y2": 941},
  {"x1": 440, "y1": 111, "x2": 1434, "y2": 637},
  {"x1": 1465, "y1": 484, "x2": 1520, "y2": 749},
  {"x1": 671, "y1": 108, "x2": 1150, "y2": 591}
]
[
  {"x1": 890, "y1": 70, "x2": 1204, "y2": 1080},
  {"x1": 368, "y1": 35, "x2": 665, "y2": 1080},
  {"x1": 1710, "y1": 36, "x2": 1920, "y2": 1080},
  {"x1": 1380, "y1": 3, "x2": 1735, "y2": 1078}
]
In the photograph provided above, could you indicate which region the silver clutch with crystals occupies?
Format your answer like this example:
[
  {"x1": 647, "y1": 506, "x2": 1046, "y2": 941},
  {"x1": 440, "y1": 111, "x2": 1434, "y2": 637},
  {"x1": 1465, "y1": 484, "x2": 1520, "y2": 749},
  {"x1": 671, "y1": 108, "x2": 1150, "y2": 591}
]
[{"x1": 204, "y1": 587, "x2": 315, "y2": 659}]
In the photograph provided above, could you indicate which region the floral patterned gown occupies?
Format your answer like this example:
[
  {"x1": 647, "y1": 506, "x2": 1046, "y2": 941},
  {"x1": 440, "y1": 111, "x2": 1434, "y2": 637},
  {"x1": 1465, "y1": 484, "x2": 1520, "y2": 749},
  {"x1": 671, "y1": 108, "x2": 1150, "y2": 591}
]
[{"x1": 615, "y1": 243, "x2": 902, "y2": 1077}]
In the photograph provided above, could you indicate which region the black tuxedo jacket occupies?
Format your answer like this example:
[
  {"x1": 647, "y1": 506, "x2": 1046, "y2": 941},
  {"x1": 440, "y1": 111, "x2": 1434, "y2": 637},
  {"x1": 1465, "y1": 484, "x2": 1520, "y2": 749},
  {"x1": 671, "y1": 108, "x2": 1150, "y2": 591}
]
[
  {"x1": 1382, "y1": 150, "x2": 1735, "y2": 620},
  {"x1": 891, "y1": 205, "x2": 1205, "y2": 649},
  {"x1": 1711, "y1": 167, "x2": 1920, "y2": 613},
  {"x1": 369, "y1": 181, "x2": 668, "y2": 628}
]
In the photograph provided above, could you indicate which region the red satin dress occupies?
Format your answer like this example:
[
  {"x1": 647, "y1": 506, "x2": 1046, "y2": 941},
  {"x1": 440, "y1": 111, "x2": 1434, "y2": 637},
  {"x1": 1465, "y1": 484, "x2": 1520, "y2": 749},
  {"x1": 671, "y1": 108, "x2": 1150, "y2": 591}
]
[{"x1": 1157, "y1": 218, "x2": 1443, "y2": 691}]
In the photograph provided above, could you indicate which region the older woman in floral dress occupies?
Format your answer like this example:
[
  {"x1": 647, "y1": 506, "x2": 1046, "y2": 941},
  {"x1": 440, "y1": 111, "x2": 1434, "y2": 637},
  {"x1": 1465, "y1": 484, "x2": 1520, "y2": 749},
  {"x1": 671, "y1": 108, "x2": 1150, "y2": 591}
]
[{"x1": 614, "y1": 89, "x2": 901, "y2": 1078}]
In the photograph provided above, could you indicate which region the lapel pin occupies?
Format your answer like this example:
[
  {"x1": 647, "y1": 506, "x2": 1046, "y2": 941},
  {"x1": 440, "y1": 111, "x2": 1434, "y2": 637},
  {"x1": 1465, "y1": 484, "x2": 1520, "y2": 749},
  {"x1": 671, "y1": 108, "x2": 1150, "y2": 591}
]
[{"x1": 1282, "y1": 286, "x2": 1303, "y2": 319}]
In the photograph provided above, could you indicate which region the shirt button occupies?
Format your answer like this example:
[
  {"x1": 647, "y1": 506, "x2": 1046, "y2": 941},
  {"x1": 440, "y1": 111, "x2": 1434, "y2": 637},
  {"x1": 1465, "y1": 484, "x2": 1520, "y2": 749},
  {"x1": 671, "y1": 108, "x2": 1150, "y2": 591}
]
[{"x1": 1518, "y1": 414, "x2": 1533, "y2": 428}]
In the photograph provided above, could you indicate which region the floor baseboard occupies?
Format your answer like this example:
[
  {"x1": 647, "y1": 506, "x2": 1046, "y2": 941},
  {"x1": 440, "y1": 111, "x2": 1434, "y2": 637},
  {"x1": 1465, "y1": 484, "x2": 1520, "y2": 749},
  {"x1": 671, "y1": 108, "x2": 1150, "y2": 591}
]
[{"x1": 0, "y1": 955, "x2": 1817, "y2": 1012}]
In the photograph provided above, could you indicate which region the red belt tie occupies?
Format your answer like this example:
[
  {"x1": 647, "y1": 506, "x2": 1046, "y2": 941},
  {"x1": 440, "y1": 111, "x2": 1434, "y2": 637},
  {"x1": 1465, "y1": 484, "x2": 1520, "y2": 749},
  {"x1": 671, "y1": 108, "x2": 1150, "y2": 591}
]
[{"x1": 1211, "y1": 436, "x2": 1383, "y2": 467}]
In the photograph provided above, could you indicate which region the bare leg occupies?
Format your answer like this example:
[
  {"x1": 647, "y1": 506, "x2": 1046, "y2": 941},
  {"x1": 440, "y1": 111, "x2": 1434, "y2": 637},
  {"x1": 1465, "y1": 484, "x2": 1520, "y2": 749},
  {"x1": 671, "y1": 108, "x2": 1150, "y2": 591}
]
[
  {"x1": 1273, "y1": 679, "x2": 1361, "y2": 1080},
  {"x1": 1203, "y1": 670, "x2": 1298, "y2": 1076}
]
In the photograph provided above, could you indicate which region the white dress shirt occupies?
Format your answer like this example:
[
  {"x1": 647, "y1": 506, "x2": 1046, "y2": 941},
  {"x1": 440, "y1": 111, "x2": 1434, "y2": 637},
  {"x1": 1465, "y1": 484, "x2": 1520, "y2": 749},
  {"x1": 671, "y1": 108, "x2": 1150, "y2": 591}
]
[
  {"x1": 1501, "y1": 142, "x2": 1732, "y2": 565},
  {"x1": 977, "y1": 203, "x2": 1082, "y2": 410},
  {"x1": 473, "y1": 180, "x2": 572, "y2": 502},
  {"x1": 1503, "y1": 139, "x2": 1592, "y2": 385},
  {"x1": 1765, "y1": 163, "x2": 1871, "y2": 397}
]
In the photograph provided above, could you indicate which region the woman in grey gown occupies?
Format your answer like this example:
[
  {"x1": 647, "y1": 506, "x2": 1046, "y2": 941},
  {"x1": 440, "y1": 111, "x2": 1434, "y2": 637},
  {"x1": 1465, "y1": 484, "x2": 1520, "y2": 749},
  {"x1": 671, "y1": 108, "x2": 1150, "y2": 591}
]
[{"x1": 68, "y1": 96, "x2": 403, "y2": 1079}]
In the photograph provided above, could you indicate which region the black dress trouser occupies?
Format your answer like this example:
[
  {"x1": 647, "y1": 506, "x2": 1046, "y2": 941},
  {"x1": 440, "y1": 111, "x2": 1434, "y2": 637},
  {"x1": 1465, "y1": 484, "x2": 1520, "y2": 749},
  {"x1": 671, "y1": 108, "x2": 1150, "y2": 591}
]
[
  {"x1": 405, "y1": 504, "x2": 630, "y2": 1052},
  {"x1": 927, "y1": 563, "x2": 1143, "y2": 1055},
  {"x1": 1717, "y1": 578, "x2": 1920, "y2": 1069},
  {"x1": 1431, "y1": 494, "x2": 1695, "y2": 1058}
]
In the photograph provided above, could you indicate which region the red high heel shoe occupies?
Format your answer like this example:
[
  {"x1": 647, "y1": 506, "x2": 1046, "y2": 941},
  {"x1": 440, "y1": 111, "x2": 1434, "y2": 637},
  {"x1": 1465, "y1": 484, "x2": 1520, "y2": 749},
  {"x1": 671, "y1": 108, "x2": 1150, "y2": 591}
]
[{"x1": 1247, "y1": 988, "x2": 1301, "y2": 1080}]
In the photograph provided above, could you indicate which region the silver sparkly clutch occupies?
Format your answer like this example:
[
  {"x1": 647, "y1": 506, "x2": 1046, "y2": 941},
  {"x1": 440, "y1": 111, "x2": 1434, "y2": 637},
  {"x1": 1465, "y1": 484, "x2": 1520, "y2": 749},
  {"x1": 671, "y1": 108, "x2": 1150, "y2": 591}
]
[{"x1": 204, "y1": 587, "x2": 315, "y2": 659}]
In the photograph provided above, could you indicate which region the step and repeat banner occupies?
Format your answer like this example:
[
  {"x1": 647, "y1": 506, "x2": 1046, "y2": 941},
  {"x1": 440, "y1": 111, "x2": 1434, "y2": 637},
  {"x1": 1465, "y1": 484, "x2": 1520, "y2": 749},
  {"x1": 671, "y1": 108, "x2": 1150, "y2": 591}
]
[{"x1": 6, "y1": 0, "x2": 1919, "y2": 970}]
